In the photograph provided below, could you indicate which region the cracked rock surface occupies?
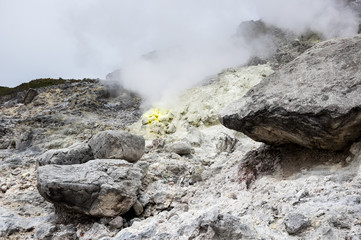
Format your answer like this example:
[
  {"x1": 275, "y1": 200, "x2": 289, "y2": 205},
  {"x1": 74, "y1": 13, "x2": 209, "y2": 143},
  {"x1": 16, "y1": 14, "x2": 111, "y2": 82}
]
[
  {"x1": 37, "y1": 159, "x2": 145, "y2": 217},
  {"x1": 38, "y1": 142, "x2": 94, "y2": 166},
  {"x1": 89, "y1": 130, "x2": 145, "y2": 162}
]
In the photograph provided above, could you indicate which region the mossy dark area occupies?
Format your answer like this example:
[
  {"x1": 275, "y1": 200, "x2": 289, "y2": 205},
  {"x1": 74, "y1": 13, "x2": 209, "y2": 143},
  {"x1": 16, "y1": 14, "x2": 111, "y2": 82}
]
[{"x1": 0, "y1": 78, "x2": 97, "y2": 97}]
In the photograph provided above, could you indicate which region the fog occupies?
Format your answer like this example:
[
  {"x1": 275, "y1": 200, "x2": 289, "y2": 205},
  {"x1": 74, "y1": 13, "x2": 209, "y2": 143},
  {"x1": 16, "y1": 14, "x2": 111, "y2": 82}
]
[{"x1": 0, "y1": 0, "x2": 358, "y2": 102}]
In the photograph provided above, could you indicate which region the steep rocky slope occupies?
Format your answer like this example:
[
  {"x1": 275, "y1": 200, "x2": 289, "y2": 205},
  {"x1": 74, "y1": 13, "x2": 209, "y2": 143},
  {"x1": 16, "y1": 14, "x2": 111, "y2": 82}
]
[
  {"x1": 0, "y1": 80, "x2": 142, "y2": 239},
  {"x1": 1, "y1": 25, "x2": 361, "y2": 240}
]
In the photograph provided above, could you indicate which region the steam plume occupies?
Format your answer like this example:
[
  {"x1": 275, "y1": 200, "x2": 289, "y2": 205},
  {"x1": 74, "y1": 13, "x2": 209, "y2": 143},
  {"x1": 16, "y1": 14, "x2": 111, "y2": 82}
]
[{"x1": 0, "y1": 0, "x2": 358, "y2": 104}]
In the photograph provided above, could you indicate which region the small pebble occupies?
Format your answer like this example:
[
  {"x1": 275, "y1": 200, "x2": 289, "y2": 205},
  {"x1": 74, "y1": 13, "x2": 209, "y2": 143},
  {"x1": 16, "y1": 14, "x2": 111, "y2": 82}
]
[
  {"x1": 109, "y1": 216, "x2": 124, "y2": 229},
  {"x1": 12, "y1": 168, "x2": 21, "y2": 176},
  {"x1": 1, "y1": 185, "x2": 7, "y2": 193}
]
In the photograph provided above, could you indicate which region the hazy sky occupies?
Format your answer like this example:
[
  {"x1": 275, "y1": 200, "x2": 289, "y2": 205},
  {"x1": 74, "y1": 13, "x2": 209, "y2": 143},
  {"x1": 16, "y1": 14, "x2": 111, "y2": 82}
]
[{"x1": 0, "y1": 0, "x2": 358, "y2": 101}]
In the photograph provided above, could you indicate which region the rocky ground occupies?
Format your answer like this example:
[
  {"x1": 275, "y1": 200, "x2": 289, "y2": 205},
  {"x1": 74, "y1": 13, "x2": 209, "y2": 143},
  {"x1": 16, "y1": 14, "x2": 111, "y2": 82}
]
[{"x1": 1, "y1": 17, "x2": 361, "y2": 240}]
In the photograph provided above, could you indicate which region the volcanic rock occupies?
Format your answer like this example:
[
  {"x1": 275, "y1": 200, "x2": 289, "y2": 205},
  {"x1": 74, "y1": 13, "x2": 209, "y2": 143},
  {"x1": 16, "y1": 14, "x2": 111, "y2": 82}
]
[
  {"x1": 52, "y1": 225, "x2": 77, "y2": 240},
  {"x1": 89, "y1": 130, "x2": 145, "y2": 162},
  {"x1": 37, "y1": 159, "x2": 144, "y2": 217},
  {"x1": 35, "y1": 222, "x2": 56, "y2": 240},
  {"x1": 238, "y1": 143, "x2": 350, "y2": 188},
  {"x1": 14, "y1": 128, "x2": 33, "y2": 151},
  {"x1": 236, "y1": 20, "x2": 295, "y2": 48},
  {"x1": 132, "y1": 200, "x2": 144, "y2": 216},
  {"x1": 220, "y1": 35, "x2": 361, "y2": 150},
  {"x1": 0, "y1": 207, "x2": 48, "y2": 237},
  {"x1": 38, "y1": 142, "x2": 93, "y2": 166},
  {"x1": 109, "y1": 216, "x2": 124, "y2": 229},
  {"x1": 23, "y1": 88, "x2": 38, "y2": 105},
  {"x1": 166, "y1": 141, "x2": 192, "y2": 155},
  {"x1": 284, "y1": 213, "x2": 311, "y2": 235},
  {"x1": 176, "y1": 207, "x2": 256, "y2": 239},
  {"x1": 81, "y1": 223, "x2": 111, "y2": 240}
]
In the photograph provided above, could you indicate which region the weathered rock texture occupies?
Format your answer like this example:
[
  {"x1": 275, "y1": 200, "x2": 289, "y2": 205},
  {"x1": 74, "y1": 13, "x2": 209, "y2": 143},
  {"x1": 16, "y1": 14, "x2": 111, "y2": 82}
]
[
  {"x1": 37, "y1": 159, "x2": 144, "y2": 217},
  {"x1": 38, "y1": 142, "x2": 93, "y2": 166},
  {"x1": 0, "y1": 207, "x2": 48, "y2": 237},
  {"x1": 238, "y1": 143, "x2": 350, "y2": 188},
  {"x1": 220, "y1": 35, "x2": 361, "y2": 150},
  {"x1": 89, "y1": 130, "x2": 145, "y2": 162}
]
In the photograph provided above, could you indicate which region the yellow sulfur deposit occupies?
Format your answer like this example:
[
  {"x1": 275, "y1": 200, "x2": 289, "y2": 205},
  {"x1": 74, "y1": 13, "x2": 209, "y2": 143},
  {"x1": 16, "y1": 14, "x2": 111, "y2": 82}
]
[
  {"x1": 141, "y1": 108, "x2": 176, "y2": 134},
  {"x1": 142, "y1": 108, "x2": 173, "y2": 125}
]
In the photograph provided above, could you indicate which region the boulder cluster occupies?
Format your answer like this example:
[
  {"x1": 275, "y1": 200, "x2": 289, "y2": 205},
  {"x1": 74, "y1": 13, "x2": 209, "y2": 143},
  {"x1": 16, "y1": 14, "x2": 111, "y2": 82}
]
[{"x1": 37, "y1": 130, "x2": 146, "y2": 217}]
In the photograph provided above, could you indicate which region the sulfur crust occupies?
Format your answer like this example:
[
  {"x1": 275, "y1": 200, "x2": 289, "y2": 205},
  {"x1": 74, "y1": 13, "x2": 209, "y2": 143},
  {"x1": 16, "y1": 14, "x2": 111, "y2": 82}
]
[{"x1": 130, "y1": 64, "x2": 274, "y2": 139}]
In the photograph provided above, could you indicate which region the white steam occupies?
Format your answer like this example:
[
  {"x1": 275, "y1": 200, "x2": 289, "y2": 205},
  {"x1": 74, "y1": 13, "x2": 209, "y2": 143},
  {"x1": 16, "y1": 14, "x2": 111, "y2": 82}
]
[
  {"x1": 0, "y1": 0, "x2": 359, "y2": 103},
  {"x1": 250, "y1": 0, "x2": 358, "y2": 39}
]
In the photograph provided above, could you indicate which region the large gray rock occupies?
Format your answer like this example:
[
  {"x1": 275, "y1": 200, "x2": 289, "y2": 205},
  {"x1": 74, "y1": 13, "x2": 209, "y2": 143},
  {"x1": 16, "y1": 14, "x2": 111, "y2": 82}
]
[
  {"x1": 38, "y1": 142, "x2": 93, "y2": 166},
  {"x1": 37, "y1": 159, "x2": 144, "y2": 217},
  {"x1": 89, "y1": 130, "x2": 145, "y2": 162},
  {"x1": 220, "y1": 35, "x2": 361, "y2": 150}
]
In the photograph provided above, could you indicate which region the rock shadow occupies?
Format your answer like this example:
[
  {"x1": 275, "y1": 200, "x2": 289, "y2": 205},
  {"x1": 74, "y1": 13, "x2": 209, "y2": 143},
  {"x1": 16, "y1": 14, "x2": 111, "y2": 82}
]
[{"x1": 238, "y1": 141, "x2": 361, "y2": 188}]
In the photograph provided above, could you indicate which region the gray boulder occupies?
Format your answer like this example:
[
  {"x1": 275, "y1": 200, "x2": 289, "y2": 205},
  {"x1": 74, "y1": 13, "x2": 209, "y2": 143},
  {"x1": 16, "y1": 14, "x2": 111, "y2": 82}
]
[
  {"x1": 166, "y1": 141, "x2": 192, "y2": 155},
  {"x1": 37, "y1": 159, "x2": 144, "y2": 217},
  {"x1": 89, "y1": 130, "x2": 145, "y2": 162},
  {"x1": 109, "y1": 216, "x2": 124, "y2": 229},
  {"x1": 220, "y1": 35, "x2": 361, "y2": 150},
  {"x1": 38, "y1": 142, "x2": 93, "y2": 166}
]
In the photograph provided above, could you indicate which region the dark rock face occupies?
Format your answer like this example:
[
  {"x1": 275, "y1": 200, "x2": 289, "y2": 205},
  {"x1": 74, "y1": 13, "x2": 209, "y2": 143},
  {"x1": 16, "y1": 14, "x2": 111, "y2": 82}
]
[
  {"x1": 238, "y1": 144, "x2": 282, "y2": 188},
  {"x1": 220, "y1": 35, "x2": 361, "y2": 150},
  {"x1": 238, "y1": 142, "x2": 352, "y2": 188},
  {"x1": 37, "y1": 159, "x2": 144, "y2": 217},
  {"x1": 23, "y1": 88, "x2": 38, "y2": 105},
  {"x1": 236, "y1": 19, "x2": 317, "y2": 69},
  {"x1": 38, "y1": 142, "x2": 93, "y2": 166},
  {"x1": 89, "y1": 130, "x2": 145, "y2": 162},
  {"x1": 0, "y1": 125, "x2": 12, "y2": 149},
  {"x1": 269, "y1": 33, "x2": 320, "y2": 69},
  {"x1": 235, "y1": 20, "x2": 295, "y2": 47}
]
